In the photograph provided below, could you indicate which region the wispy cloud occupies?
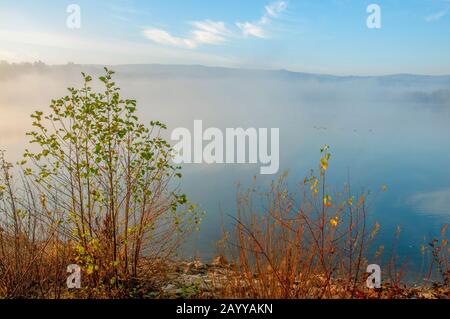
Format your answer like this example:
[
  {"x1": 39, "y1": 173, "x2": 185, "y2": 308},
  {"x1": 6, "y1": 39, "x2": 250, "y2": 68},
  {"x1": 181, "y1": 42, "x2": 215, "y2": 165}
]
[
  {"x1": 108, "y1": 4, "x2": 141, "y2": 16},
  {"x1": 143, "y1": 20, "x2": 231, "y2": 49},
  {"x1": 108, "y1": 3, "x2": 152, "y2": 24},
  {"x1": 143, "y1": 29, "x2": 197, "y2": 49},
  {"x1": 265, "y1": 0, "x2": 288, "y2": 18},
  {"x1": 143, "y1": 1, "x2": 288, "y2": 48},
  {"x1": 190, "y1": 20, "x2": 231, "y2": 45},
  {"x1": 236, "y1": 0, "x2": 288, "y2": 38},
  {"x1": 425, "y1": 9, "x2": 448, "y2": 22},
  {"x1": 425, "y1": 1, "x2": 450, "y2": 22},
  {"x1": 0, "y1": 29, "x2": 235, "y2": 65},
  {"x1": 235, "y1": 22, "x2": 266, "y2": 38}
]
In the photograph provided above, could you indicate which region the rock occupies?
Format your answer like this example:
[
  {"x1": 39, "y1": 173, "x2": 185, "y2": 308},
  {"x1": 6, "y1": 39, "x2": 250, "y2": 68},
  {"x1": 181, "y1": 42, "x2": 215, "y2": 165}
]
[
  {"x1": 162, "y1": 284, "x2": 177, "y2": 294},
  {"x1": 211, "y1": 255, "x2": 228, "y2": 266}
]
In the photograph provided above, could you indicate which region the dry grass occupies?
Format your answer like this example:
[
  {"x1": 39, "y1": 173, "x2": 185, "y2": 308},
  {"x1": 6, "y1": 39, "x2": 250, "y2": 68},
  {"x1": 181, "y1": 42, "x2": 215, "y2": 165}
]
[
  {"x1": 216, "y1": 147, "x2": 449, "y2": 299},
  {"x1": 0, "y1": 151, "x2": 72, "y2": 298}
]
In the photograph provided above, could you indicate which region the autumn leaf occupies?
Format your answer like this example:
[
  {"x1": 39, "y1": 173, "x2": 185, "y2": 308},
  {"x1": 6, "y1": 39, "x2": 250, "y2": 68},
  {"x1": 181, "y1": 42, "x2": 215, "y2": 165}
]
[
  {"x1": 324, "y1": 195, "x2": 332, "y2": 207},
  {"x1": 330, "y1": 216, "x2": 339, "y2": 227}
]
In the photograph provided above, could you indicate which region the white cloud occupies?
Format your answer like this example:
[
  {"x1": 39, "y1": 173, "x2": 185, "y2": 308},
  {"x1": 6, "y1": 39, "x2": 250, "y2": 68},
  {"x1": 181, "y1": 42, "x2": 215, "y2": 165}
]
[
  {"x1": 143, "y1": 20, "x2": 231, "y2": 49},
  {"x1": 143, "y1": 29, "x2": 197, "y2": 49},
  {"x1": 236, "y1": 22, "x2": 266, "y2": 38},
  {"x1": 142, "y1": 1, "x2": 288, "y2": 48},
  {"x1": 190, "y1": 20, "x2": 230, "y2": 45},
  {"x1": 425, "y1": 1, "x2": 450, "y2": 22},
  {"x1": 237, "y1": 1, "x2": 287, "y2": 38},
  {"x1": 265, "y1": 1, "x2": 288, "y2": 18},
  {"x1": 425, "y1": 9, "x2": 448, "y2": 22},
  {"x1": 0, "y1": 29, "x2": 235, "y2": 65},
  {"x1": 190, "y1": 21, "x2": 229, "y2": 35}
]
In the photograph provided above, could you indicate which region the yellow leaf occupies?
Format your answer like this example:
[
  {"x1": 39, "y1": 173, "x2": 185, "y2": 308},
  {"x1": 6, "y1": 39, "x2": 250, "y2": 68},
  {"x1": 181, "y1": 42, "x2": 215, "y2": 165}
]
[
  {"x1": 348, "y1": 197, "x2": 354, "y2": 206},
  {"x1": 87, "y1": 264, "x2": 94, "y2": 275},
  {"x1": 324, "y1": 195, "x2": 332, "y2": 207},
  {"x1": 320, "y1": 158, "x2": 328, "y2": 171},
  {"x1": 330, "y1": 216, "x2": 339, "y2": 227},
  {"x1": 310, "y1": 179, "x2": 318, "y2": 190}
]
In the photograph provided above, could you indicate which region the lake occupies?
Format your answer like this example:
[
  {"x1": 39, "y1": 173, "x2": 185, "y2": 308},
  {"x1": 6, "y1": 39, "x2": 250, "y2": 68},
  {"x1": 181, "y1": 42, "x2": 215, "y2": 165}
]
[{"x1": 1, "y1": 63, "x2": 449, "y2": 274}]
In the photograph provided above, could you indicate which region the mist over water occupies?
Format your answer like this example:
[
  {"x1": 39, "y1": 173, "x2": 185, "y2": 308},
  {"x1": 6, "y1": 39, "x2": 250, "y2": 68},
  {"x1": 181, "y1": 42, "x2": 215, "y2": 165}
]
[{"x1": 1, "y1": 63, "x2": 449, "y2": 269}]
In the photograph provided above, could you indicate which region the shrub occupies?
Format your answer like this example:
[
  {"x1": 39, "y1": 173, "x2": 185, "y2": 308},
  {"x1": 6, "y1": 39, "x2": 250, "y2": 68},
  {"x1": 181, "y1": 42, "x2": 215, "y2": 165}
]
[
  {"x1": 217, "y1": 146, "x2": 385, "y2": 298},
  {"x1": 0, "y1": 68, "x2": 201, "y2": 298}
]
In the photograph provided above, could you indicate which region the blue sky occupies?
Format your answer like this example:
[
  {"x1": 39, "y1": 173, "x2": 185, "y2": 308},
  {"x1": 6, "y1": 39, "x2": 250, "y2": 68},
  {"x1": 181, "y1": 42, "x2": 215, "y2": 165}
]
[{"x1": 0, "y1": 0, "x2": 449, "y2": 75}]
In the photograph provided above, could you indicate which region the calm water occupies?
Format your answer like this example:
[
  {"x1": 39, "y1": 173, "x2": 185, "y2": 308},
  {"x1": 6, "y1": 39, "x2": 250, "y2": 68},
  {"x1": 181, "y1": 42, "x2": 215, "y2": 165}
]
[{"x1": 1, "y1": 64, "x2": 449, "y2": 272}]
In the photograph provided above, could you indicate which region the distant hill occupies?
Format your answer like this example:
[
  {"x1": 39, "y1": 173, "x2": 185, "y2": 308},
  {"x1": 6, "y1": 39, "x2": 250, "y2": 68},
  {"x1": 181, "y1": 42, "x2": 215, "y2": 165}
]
[{"x1": 2, "y1": 61, "x2": 450, "y2": 85}]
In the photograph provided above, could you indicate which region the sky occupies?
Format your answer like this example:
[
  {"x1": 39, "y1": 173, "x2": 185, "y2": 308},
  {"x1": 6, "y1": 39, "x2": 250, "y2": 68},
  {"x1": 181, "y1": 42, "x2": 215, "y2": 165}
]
[{"x1": 0, "y1": 0, "x2": 450, "y2": 75}]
